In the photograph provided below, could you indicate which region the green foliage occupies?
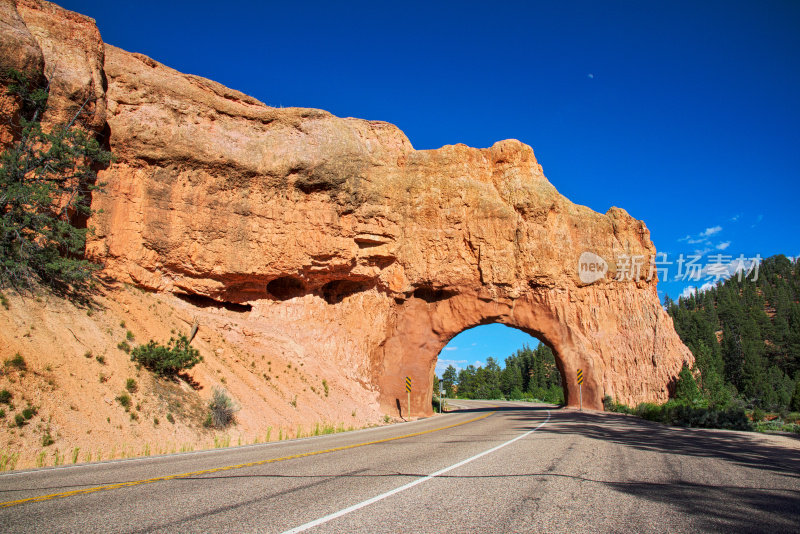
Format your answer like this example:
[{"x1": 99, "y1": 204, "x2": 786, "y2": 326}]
[
  {"x1": 206, "y1": 388, "x2": 237, "y2": 428},
  {"x1": 450, "y1": 343, "x2": 563, "y2": 402},
  {"x1": 5, "y1": 353, "x2": 26, "y2": 371},
  {"x1": 0, "y1": 69, "x2": 112, "y2": 292},
  {"x1": 115, "y1": 392, "x2": 131, "y2": 409},
  {"x1": 322, "y1": 379, "x2": 329, "y2": 397},
  {"x1": 603, "y1": 395, "x2": 632, "y2": 414},
  {"x1": 606, "y1": 396, "x2": 751, "y2": 431},
  {"x1": 166, "y1": 412, "x2": 175, "y2": 424},
  {"x1": 754, "y1": 419, "x2": 800, "y2": 434},
  {"x1": 441, "y1": 365, "x2": 458, "y2": 397},
  {"x1": 674, "y1": 363, "x2": 702, "y2": 405},
  {"x1": 130, "y1": 335, "x2": 202, "y2": 378},
  {"x1": 791, "y1": 380, "x2": 800, "y2": 412},
  {"x1": 666, "y1": 255, "x2": 800, "y2": 412},
  {"x1": 0, "y1": 291, "x2": 8, "y2": 309},
  {"x1": 0, "y1": 389, "x2": 11, "y2": 404},
  {"x1": 21, "y1": 406, "x2": 36, "y2": 420},
  {"x1": 117, "y1": 341, "x2": 131, "y2": 353},
  {"x1": 14, "y1": 413, "x2": 24, "y2": 427},
  {"x1": 125, "y1": 378, "x2": 138, "y2": 393},
  {"x1": 41, "y1": 431, "x2": 54, "y2": 447}
]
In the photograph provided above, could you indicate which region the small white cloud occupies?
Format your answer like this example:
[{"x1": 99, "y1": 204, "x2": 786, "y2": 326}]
[
  {"x1": 701, "y1": 226, "x2": 722, "y2": 237},
  {"x1": 687, "y1": 237, "x2": 708, "y2": 245},
  {"x1": 680, "y1": 286, "x2": 697, "y2": 299},
  {"x1": 443, "y1": 346, "x2": 458, "y2": 351},
  {"x1": 678, "y1": 235, "x2": 691, "y2": 242},
  {"x1": 716, "y1": 241, "x2": 731, "y2": 250},
  {"x1": 679, "y1": 282, "x2": 715, "y2": 300},
  {"x1": 587, "y1": 73, "x2": 594, "y2": 79},
  {"x1": 751, "y1": 214, "x2": 763, "y2": 228},
  {"x1": 693, "y1": 247, "x2": 713, "y2": 257},
  {"x1": 730, "y1": 214, "x2": 740, "y2": 222},
  {"x1": 470, "y1": 342, "x2": 477, "y2": 346}
]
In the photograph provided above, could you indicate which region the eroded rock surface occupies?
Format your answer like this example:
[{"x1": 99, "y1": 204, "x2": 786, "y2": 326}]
[{"x1": 1, "y1": 0, "x2": 692, "y2": 415}]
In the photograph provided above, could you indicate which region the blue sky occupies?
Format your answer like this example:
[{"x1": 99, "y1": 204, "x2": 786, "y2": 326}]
[
  {"x1": 436, "y1": 324, "x2": 540, "y2": 377},
  {"x1": 59, "y1": 0, "x2": 800, "y2": 371}
]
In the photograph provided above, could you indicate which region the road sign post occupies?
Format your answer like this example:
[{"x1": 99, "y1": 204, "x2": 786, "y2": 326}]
[
  {"x1": 576, "y1": 369, "x2": 584, "y2": 411},
  {"x1": 405, "y1": 376, "x2": 412, "y2": 418}
]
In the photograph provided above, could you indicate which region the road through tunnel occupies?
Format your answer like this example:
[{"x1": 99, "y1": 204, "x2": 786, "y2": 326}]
[{"x1": 374, "y1": 289, "x2": 607, "y2": 417}]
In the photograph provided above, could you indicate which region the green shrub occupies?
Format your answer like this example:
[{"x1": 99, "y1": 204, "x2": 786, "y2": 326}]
[
  {"x1": 322, "y1": 379, "x2": 329, "y2": 397},
  {"x1": 0, "y1": 389, "x2": 11, "y2": 404},
  {"x1": 674, "y1": 363, "x2": 702, "y2": 404},
  {"x1": 785, "y1": 412, "x2": 800, "y2": 424},
  {"x1": 0, "y1": 408, "x2": 5, "y2": 418},
  {"x1": 603, "y1": 395, "x2": 632, "y2": 414},
  {"x1": 791, "y1": 381, "x2": 800, "y2": 412},
  {"x1": 206, "y1": 388, "x2": 237, "y2": 428},
  {"x1": 5, "y1": 353, "x2": 26, "y2": 371},
  {"x1": 126, "y1": 330, "x2": 135, "y2": 341},
  {"x1": 130, "y1": 335, "x2": 202, "y2": 378},
  {"x1": 752, "y1": 407, "x2": 766, "y2": 422},
  {"x1": 117, "y1": 341, "x2": 131, "y2": 353},
  {"x1": 125, "y1": 378, "x2": 138, "y2": 393},
  {"x1": 115, "y1": 393, "x2": 131, "y2": 410},
  {"x1": 634, "y1": 402, "x2": 662, "y2": 421},
  {"x1": 166, "y1": 412, "x2": 175, "y2": 424},
  {"x1": 21, "y1": 406, "x2": 36, "y2": 420},
  {"x1": 41, "y1": 432, "x2": 54, "y2": 446},
  {"x1": 0, "y1": 292, "x2": 8, "y2": 309},
  {"x1": 14, "y1": 413, "x2": 24, "y2": 427}
]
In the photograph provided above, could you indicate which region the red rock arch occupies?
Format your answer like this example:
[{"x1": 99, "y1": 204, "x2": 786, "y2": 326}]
[
  {"x1": 1, "y1": 0, "x2": 693, "y2": 421},
  {"x1": 376, "y1": 283, "x2": 689, "y2": 416}
]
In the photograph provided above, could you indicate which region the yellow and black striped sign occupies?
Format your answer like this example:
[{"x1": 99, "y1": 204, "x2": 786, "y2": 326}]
[
  {"x1": 576, "y1": 369, "x2": 584, "y2": 385},
  {"x1": 405, "y1": 376, "x2": 412, "y2": 393}
]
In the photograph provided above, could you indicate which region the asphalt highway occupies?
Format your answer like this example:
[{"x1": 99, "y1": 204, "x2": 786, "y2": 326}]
[{"x1": 1, "y1": 400, "x2": 799, "y2": 533}]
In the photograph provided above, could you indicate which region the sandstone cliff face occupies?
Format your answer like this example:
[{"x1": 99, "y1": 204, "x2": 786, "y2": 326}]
[{"x1": 1, "y1": 0, "x2": 692, "y2": 416}]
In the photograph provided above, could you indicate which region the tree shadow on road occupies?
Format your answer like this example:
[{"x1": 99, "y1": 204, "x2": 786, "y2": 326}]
[{"x1": 536, "y1": 409, "x2": 800, "y2": 477}]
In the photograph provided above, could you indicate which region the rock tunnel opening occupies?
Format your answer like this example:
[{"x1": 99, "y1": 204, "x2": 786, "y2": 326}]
[
  {"x1": 267, "y1": 276, "x2": 306, "y2": 301},
  {"x1": 175, "y1": 291, "x2": 253, "y2": 312},
  {"x1": 433, "y1": 324, "x2": 566, "y2": 406}
]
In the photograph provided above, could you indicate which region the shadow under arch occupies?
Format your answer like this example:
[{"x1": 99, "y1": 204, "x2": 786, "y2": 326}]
[{"x1": 374, "y1": 289, "x2": 604, "y2": 417}]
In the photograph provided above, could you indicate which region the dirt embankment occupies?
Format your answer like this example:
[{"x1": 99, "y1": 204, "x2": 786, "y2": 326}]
[{"x1": 0, "y1": 285, "x2": 385, "y2": 470}]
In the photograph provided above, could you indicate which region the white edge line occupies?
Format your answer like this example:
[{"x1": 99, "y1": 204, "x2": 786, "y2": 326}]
[{"x1": 281, "y1": 409, "x2": 551, "y2": 534}]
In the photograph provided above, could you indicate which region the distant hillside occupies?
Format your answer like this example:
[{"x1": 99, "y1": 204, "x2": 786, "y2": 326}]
[{"x1": 666, "y1": 255, "x2": 800, "y2": 411}]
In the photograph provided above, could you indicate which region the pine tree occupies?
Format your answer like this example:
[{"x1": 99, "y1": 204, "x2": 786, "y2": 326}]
[
  {"x1": 1, "y1": 69, "x2": 111, "y2": 292},
  {"x1": 790, "y1": 378, "x2": 800, "y2": 412},
  {"x1": 674, "y1": 363, "x2": 702, "y2": 404},
  {"x1": 441, "y1": 365, "x2": 458, "y2": 397}
]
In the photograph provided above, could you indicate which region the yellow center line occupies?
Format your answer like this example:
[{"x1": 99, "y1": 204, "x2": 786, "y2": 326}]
[{"x1": 0, "y1": 411, "x2": 495, "y2": 509}]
